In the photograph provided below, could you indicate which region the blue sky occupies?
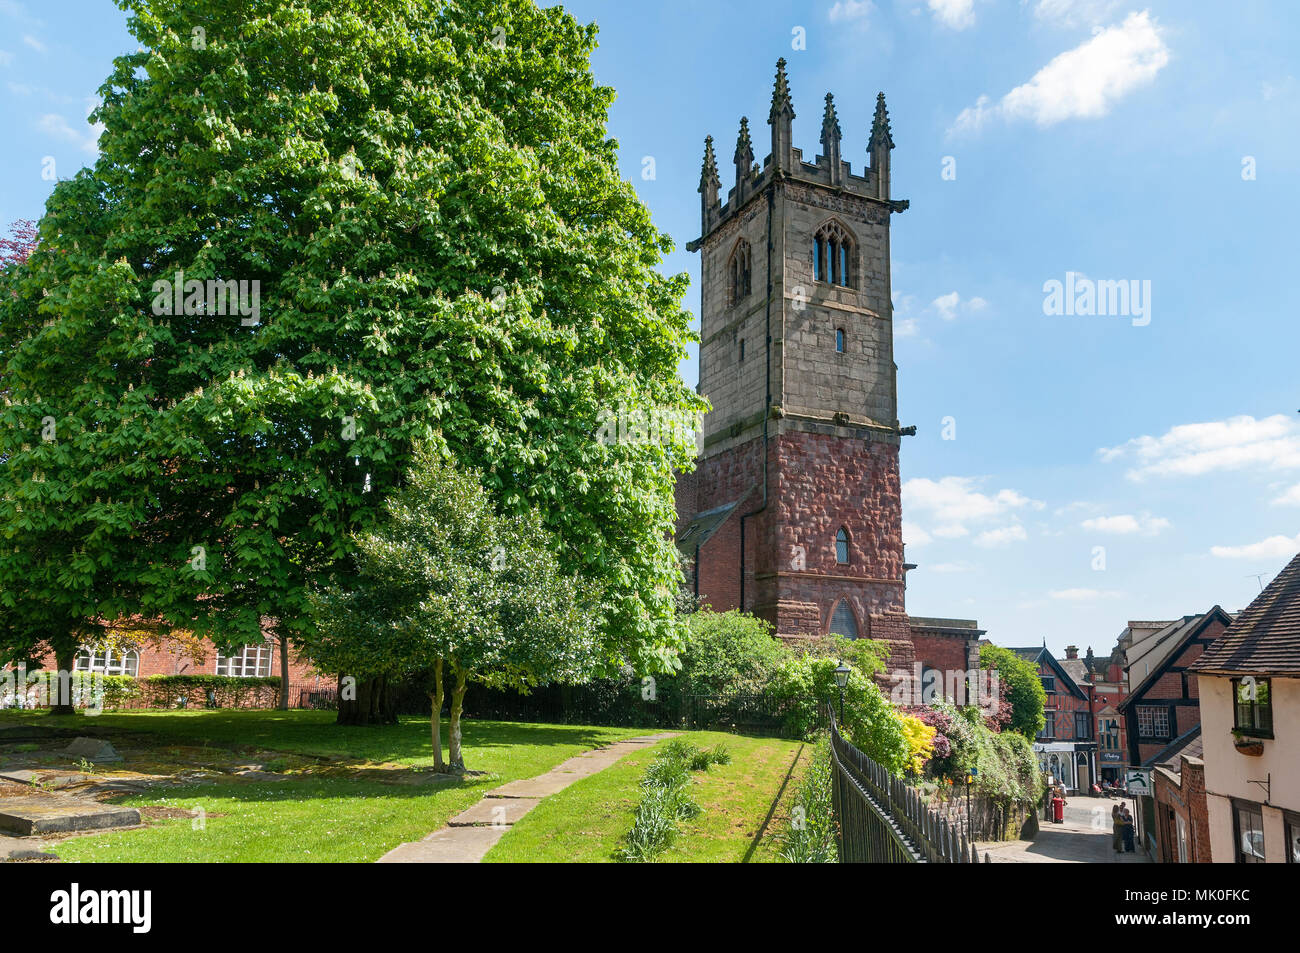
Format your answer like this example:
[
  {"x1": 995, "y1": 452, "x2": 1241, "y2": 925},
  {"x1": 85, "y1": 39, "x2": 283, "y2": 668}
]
[{"x1": 2, "y1": 1, "x2": 1299, "y2": 658}]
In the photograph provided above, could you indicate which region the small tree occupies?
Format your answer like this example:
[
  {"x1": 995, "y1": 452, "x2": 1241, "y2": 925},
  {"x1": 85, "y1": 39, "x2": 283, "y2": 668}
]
[
  {"x1": 305, "y1": 447, "x2": 599, "y2": 771},
  {"x1": 980, "y1": 644, "x2": 1047, "y2": 740}
]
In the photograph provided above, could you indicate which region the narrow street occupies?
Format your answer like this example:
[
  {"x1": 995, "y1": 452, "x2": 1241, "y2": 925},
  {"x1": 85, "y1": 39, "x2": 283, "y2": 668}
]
[{"x1": 979, "y1": 797, "x2": 1152, "y2": 863}]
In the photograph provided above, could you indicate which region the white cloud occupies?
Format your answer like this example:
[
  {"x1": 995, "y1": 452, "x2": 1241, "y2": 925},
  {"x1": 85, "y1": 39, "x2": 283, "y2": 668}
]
[
  {"x1": 1210, "y1": 534, "x2": 1300, "y2": 561},
  {"x1": 930, "y1": 561, "x2": 973, "y2": 573},
  {"x1": 37, "y1": 102, "x2": 102, "y2": 155},
  {"x1": 928, "y1": 0, "x2": 976, "y2": 30},
  {"x1": 829, "y1": 0, "x2": 874, "y2": 22},
  {"x1": 1049, "y1": 587, "x2": 1122, "y2": 601},
  {"x1": 903, "y1": 521, "x2": 933, "y2": 546},
  {"x1": 1272, "y1": 484, "x2": 1300, "y2": 506},
  {"x1": 21, "y1": 33, "x2": 44, "y2": 53},
  {"x1": 931, "y1": 291, "x2": 988, "y2": 321},
  {"x1": 975, "y1": 524, "x2": 1028, "y2": 547},
  {"x1": 1030, "y1": 0, "x2": 1122, "y2": 28},
  {"x1": 1080, "y1": 513, "x2": 1170, "y2": 535},
  {"x1": 895, "y1": 317, "x2": 919, "y2": 338},
  {"x1": 1099, "y1": 414, "x2": 1300, "y2": 481},
  {"x1": 904, "y1": 476, "x2": 1043, "y2": 527},
  {"x1": 951, "y1": 11, "x2": 1168, "y2": 134},
  {"x1": 932, "y1": 523, "x2": 970, "y2": 539}
]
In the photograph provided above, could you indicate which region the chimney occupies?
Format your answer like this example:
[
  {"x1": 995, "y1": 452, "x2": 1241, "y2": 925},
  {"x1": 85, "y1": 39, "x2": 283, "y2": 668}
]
[{"x1": 1065, "y1": 645, "x2": 1079, "y2": 660}]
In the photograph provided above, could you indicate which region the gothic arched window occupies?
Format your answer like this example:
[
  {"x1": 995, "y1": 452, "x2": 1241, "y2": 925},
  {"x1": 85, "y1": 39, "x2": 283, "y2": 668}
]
[
  {"x1": 835, "y1": 526, "x2": 850, "y2": 564},
  {"x1": 830, "y1": 600, "x2": 859, "y2": 639},
  {"x1": 812, "y1": 220, "x2": 854, "y2": 288},
  {"x1": 728, "y1": 239, "x2": 752, "y2": 306}
]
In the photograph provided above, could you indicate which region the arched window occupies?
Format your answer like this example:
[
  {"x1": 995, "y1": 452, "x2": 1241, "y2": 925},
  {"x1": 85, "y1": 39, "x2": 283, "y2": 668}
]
[
  {"x1": 835, "y1": 328, "x2": 845, "y2": 352},
  {"x1": 812, "y1": 220, "x2": 854, "y2": 288},
  {"x1": 835, "y1": 526, "x2": 850, "y2": 564},
  {"x1": 75, "y1": 647, "x2": 140, "y2": 677},
  {"x1": 829, "y1": 600, "x2": 859, "y2": 639},
  {"x1": 728, "y1": 239, "x2": 752, "y2": 306}
]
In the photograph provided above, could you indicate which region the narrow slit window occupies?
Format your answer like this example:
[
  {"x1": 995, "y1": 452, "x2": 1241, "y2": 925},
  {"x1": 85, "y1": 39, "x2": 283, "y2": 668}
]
[
  {"x1": 835, "y1": 328, "x2": 845, "y2": 352},
  {"x1": 835, "y1": 527, "x2": 849, "y2": 564}
]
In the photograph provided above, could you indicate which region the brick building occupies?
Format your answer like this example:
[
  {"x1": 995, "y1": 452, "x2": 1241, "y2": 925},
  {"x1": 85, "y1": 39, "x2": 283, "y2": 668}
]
[
  {"x1": 1006, "y1": 643, "x2": 1095, "y2": 792},
  {"x1": 1115, "y1": 606, "x2": 1233, "y2": 856},
  {"x1": 675, "y1": 60, "x2": 924, "y2": 671}
]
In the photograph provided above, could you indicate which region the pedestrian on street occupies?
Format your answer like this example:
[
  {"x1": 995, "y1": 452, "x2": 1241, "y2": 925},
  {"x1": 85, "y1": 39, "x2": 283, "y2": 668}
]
[
  {"x1": 1112, "y1": 803, "x2": 1123, "y2": 853},
  {"x1": 1121, "y1": 805, "x2": 1136, "y2": 853}
]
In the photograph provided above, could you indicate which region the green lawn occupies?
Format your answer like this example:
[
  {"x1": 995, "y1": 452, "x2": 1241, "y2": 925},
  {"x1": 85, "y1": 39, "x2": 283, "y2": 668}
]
[
  {"x1": 0, "y1": 710, "x2": 648, "y2": 863},
  {"x1": 483, "y1": 731, "x2": 809, "y2": 863}
]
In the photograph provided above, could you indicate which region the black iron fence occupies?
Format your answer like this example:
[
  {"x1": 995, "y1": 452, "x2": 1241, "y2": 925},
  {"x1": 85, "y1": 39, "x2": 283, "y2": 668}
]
[{"x1": 829, "y1": 705, "x2": 986, "y2": 863}]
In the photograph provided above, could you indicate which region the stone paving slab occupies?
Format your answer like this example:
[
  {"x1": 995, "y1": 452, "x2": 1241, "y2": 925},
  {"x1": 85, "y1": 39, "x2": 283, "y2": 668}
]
[
  {"x1": 0, "y1": 834, "x2": 58, "y2": 862},
  {"x1": 448, "y1": 796, "x2": 540, "y2": 827},
  {"x1": 379, "y1": 824, "x2": 510, "y2": 863},
  {"x1": 377, "y1": 732, "x2": 677, "y2": 864},
  {"x1": 0, "y1": 795, "x2": 141, "y2": 836}
]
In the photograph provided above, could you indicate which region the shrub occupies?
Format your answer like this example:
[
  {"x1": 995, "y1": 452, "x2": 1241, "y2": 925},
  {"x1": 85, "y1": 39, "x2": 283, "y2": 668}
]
[
  {"x1": 922, "y1": 700, "x2": 1043, "y2": 807},
  {"x1": 770, "y1": 653, "x2": 909, "y2": 775},
  {"x1": 139, "y1": 675, "x2": 281, "y2": 709},
  {"x1": 675, "y1": 611, "x2": 789, "y2": 695},
  {"x1": 980, "y1": 644, "x2": 1047, "y2": 740},
  {"x1": 899, "y1": 714, "x2": 937, "y2": 778}
]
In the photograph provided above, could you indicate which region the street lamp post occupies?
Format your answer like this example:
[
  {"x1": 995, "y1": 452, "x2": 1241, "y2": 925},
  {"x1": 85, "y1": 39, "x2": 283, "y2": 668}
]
[{"x1": 833, "y1": 661, "x2": 851, "y2": 724}]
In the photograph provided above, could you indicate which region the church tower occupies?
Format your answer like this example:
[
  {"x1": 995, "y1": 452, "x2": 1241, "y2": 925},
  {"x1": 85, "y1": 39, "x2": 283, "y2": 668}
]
[{"x1": 676, "y1": 60, "x2": 914, "y2": 663}]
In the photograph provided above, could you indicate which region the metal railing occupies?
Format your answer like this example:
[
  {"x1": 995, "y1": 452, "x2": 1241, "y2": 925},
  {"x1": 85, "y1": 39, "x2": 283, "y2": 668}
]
[{"x1": 828, "y1": 705, "x2": 987, "y2": 863}]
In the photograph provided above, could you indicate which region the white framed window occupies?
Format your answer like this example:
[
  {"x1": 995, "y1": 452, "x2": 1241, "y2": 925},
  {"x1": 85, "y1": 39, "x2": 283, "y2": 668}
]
[
  {"x1": 75, "y1": 648, "x2": 140, "y2": 677},
  {"x1": 216, "y1": 642, "x2": 274, "y2": 677}
]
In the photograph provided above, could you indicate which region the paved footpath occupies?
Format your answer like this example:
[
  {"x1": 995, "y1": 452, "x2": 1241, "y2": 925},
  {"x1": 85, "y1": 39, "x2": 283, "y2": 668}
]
[
  {"x1": 377, "y1": 732, "x2": 678, "y2": 863},
  {"x1": 979, "y1": 798, "x2": 1152, "y2": 864}
]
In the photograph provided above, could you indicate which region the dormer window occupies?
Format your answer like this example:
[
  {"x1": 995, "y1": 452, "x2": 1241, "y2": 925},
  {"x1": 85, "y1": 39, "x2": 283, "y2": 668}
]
[
  {"x1": 812, "y1": 220, "x2": 854, "y2": 287},
  {"x1": 728, "y1": 239, "x2": 752, "y2": 306}
]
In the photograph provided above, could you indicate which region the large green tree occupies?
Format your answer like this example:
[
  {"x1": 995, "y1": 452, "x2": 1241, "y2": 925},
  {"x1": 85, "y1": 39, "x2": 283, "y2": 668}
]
[
  {"x1": 0, "y1": 0, "x2": 703, "y2": 689},
  {"x1": 980, "y1": 644, "x2": 1048, "y2": 740},
  {"x1": 305, "y1": 447, "x2": 599, "y2": 769}
]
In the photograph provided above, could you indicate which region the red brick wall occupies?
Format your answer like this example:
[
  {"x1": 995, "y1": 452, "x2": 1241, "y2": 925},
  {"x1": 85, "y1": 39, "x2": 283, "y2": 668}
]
[{"x1": 1153, "y1": 758, "x2": 1211, "y2": 863}]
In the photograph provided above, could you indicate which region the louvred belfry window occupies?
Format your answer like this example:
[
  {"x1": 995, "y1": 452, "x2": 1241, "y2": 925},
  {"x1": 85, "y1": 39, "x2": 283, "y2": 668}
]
[{"x1": 813, "y1": 221, "x2": 854, "y2": 287}]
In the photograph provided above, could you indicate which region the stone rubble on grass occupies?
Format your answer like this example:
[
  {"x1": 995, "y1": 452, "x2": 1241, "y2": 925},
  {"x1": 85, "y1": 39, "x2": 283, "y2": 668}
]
[{"x1": 63, "y1": 738, "x2": 123, "y2": 763}]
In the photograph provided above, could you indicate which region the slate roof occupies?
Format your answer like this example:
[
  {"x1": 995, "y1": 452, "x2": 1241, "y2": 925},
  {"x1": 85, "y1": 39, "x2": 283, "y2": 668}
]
[
  {"x1": 1192, "y1": 551, "x2": 1300, "y2": 677},
  {"x1": 1146, "y1": 725, "x2": 1203, "y2": 770},
  {"x1": 1059, "y1": 658, "x2": 1090, "y2": 685},
  {"x1": 675, "y1": 500, "x2": 740, "y2": 555}
]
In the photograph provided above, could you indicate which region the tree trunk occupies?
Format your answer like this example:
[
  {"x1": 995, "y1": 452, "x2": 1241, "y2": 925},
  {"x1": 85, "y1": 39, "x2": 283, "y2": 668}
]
[
  {"x1": 50, "y1": 645, "x2": 77, "y2": 716},
  {"x1": 335, "y1": 674, "x2": 398, "y2": 725},
  {"x1": 429, "y1": 659, "x2": 446, "y2": 771},
  {"x1": 278, "y1": 631, "x2": 290, "y2": 711},
  {"x1": 448, "y1": 663, "x2": 468, "y2": 771}
]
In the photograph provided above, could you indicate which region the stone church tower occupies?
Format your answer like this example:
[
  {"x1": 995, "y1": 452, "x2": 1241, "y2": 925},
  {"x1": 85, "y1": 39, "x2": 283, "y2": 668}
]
[{"x1": 675, "y1": 59, "x2": 915, "y2": 666}]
